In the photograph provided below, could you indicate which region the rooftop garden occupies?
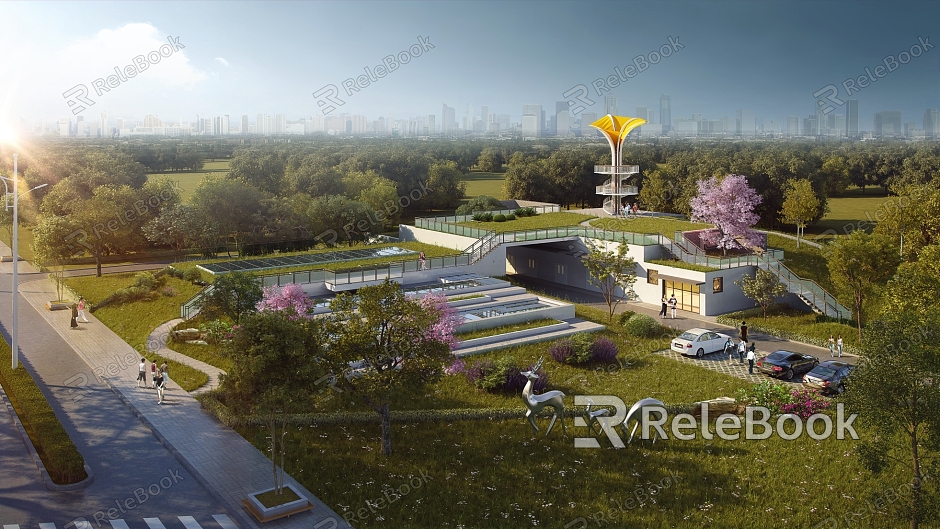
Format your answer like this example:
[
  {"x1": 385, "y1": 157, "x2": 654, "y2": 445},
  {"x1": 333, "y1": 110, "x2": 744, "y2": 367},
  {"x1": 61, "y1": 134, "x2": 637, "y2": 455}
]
[{"x1": 456, "y1": 211, "x2": 597, "y2": 233}]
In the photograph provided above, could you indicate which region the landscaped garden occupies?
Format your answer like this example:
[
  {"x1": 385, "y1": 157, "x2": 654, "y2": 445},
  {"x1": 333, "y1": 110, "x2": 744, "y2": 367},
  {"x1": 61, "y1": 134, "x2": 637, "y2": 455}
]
[{"x1": 457, "y1": 211, "x2": 597, "y2": 233}]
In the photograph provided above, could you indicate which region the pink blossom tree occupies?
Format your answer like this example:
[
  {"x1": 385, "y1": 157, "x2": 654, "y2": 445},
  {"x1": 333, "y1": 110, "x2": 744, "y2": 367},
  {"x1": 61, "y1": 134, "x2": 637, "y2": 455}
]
[
  {"x1": 689, "y1": 174, "x2": 764, "y2": 255},
  {"x1": 415, "y1": 292, "x2": 464, "y2": 350},
  {"x1": 256, "y1": 283, "x2": 315, "y2": 319}
]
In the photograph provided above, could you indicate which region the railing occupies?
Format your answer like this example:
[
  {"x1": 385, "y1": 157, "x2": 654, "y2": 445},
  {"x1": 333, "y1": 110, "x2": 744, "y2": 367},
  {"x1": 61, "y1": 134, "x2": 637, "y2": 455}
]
[
  {"x1": 758, "y1": 253, "x2": 850, "y2": 319},
  {"x1": 180, "y1": 283, "x2": 213, "y2": 320},
  {"x1": 594, "y1": 165, "x2": 639, "y2": 174},
  {"x1": 596, "y1": 185, "x2": 639, "y2": 195}
]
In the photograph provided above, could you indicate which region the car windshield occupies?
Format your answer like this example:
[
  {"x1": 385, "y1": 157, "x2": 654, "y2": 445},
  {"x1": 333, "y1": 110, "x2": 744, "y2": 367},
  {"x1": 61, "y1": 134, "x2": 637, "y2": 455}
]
[
  {"x1": 766, "y1": 351, "x2": 790, "y2": 361},
  {"x1": 810, "y1": 367, "x2": 836, "y2": 377},
  {"x1": 677, "y1": 332, "x2": 701, "y2": 341}
]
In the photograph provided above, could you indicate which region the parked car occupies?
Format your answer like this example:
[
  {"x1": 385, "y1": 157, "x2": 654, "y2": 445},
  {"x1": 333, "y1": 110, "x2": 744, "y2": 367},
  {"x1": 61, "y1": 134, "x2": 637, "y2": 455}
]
[
  {"x1": 756, "y1": 350, "x2": 819, "y2": 381},
  {"x1": 671, "y1": 328, "x2": 732, "y2": 358},
  {"x1": 803, "y1": 361, "x2": 856, "y2": 394}
]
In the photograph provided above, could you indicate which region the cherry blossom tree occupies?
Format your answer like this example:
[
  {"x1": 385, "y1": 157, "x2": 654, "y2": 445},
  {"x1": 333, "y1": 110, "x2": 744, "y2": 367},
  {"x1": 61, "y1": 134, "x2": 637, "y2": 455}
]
[
  {"x1": 415, "y1": 292, "x2": 464, "y2": 350},
  {"x1": 690, "y1": 174, "x2": 764, "y2": 255},
  {"x1": 256, "y1": 283, "x2": 315, "y2": 319}
]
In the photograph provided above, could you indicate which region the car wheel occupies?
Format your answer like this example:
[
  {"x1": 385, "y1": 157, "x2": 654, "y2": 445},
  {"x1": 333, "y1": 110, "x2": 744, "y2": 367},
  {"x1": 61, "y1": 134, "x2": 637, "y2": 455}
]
[
  {"x1": 836, "y1": 383, "x2": 845, "y2": 394},
  {"x1": 785, "y1": 369, "x2": 794, "y2": 381},
  {"x1": 696, "y1": 348, "x2": 705, "y2": 358}
]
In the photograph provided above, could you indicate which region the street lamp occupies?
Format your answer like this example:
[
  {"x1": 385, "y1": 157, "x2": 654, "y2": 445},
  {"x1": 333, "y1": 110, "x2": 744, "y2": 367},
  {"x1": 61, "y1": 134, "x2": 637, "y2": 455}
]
[{"x1": 2, "y1": 153, "x2": 47, "y2": 369}]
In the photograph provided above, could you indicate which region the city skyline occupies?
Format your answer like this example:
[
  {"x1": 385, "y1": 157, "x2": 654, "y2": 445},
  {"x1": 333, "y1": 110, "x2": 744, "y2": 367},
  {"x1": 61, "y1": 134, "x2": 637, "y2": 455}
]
[{"x1": 2, "y1": 1, "x2": 940, "y2": 137}]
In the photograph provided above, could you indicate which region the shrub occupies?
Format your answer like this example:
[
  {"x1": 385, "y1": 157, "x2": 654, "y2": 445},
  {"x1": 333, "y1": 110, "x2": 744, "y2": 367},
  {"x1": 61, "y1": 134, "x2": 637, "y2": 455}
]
[
  {"x1": 622, "y1": 313, "x2": 659, "y2": 337},
  {"x1": 199, "y1": 320, "x2": 234, "y2": 345},
  {"x1": 735, "y1": 380, "x2": 793, "y2": 414},
  {"x1": 780, "y1": 388, "x2": 831, "y2": 419},
  {"x1": 504, "y1": 361, "x2": 548, "y2": 393},
  {"x1": 493, "y1": 214, "x2": 507, "y2": 222},
  {"x1": 473, "y1": 212, "x2": 494, "y2": 222},
  {"x1": 617, "y1": 310, "x2": 636, "y2": 327},
  {"x1": 183, "y1": 268, "x2": 203, "y2": 283},
  {"x1": 160, "y1": 286, "x2": 178, "y2": 297},
  {"x1": 549, "y1": 333, "x2": 598, "y2": 365},
  {"x1": 505, "y1": 214, "x2": 516, "y2": 221},
  {"x1": 548, "y1": 338, "x2": 575, "y2": 363},
  {"x1": 164, "y1": 266, "x2": 186, "y2": 279},
  {"x1": 590, "y1": 336, "x2": 619, "y2": 363},
  {"x1": 456, "y1": 195, "x2": 504, "y2": 215},
  {"x1": 455, "y1": 356, "x2": 547, "y2": 393},
  {"x1": 513, "y1": 208, "x2": 527, "y2": 217},
  {"x1": 132, "y1": 271, "x2": 164, "y2": 291}
]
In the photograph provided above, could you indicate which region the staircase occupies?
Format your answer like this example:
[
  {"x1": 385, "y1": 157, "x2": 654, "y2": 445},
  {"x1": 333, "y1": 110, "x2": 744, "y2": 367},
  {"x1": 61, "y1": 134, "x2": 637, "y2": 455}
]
[{"x1": 757, "y1": 252, "x2": 850, "y2": 319}]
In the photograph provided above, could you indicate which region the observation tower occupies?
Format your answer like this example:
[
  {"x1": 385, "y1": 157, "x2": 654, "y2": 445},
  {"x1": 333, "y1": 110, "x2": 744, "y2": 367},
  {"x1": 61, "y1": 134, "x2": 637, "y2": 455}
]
[{"x1": 590, "y1": 115, "x2": 646, "y2": 216}]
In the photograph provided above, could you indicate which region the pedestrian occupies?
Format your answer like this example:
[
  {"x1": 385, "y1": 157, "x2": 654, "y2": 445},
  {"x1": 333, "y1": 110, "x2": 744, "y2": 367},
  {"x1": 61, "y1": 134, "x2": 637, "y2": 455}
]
[
  {"x1": 828, "y1": 335, "x2": 835, "y2": 357},
  {"x1": 659, "y1": 296, "x2": 668, "y2": 318},
  {"x1": 155, "y1": 369, "x2": 166, "y2": 404},
  {"x1": 668, "y1": 293, "x2": 678, "y2": 319},
  {"x1": 69, "y1": 303, "x2": 79, "y2": 330},
  {"x1": 150, "y1": 359, "x2": 158, "y2": 389},
  {"x1": 746, "y1": 345, "x2": 756, "y2": 374},
  {"x1": 137, "y1": 358, "x2": 147, "y2": 388},
  {"x1": 740, "y1": 321, "x2": 748, "y2": 343},
  {"x1": 160, "y1": 361, "x2": 168, "y2": 380},
  {"x1": 724, "y1": 336, "x2": 735, "y2": 362},
  {"x1": 77, "y1": 296, "x2": 89, "y2": 323},
  {"x1": 418, "y1": 251, "x2": 426, "y2": 270},
  {"x1": 737, "y1": 339, "x2": 746, "y2": 364},
  {"x1": 632, "y1": 202, "x2": 639, "y2": 215},
  {"x1": 837, "y1": 335, "x2": 843, "y2": 357}
]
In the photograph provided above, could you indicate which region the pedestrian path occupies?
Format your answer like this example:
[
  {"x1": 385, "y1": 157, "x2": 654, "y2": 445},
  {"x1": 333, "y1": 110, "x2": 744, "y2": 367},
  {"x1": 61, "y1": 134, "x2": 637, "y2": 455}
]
[
  {"x1": 2, "y1": 514, "x2": 237, "y2": 529},
  {"x1": 17, "y1": 277, "x2": 351, "y2": 529},
  {"x1": 146, "y1": 319, "x2": 225, "y2": 395}
]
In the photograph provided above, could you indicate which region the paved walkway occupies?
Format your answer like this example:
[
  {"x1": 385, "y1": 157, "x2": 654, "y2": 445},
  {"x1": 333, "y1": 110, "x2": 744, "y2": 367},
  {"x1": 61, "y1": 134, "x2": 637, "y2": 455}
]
[
  {"x1": 146, "y1": 319, "x2": 225, "y2": 395},
  {"x1": 16, "y1": 276, "x2": 351, "y2": 529}
]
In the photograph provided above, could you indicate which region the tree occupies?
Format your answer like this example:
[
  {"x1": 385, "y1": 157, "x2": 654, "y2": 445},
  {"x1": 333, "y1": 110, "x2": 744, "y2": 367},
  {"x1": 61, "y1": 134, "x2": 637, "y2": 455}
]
[
  {"x1": 779, "y1": 179, "x2": 821, "y2": 248},
  {"x1": 222, "y1": 310, "x2": 327, "y2": 496},
  {"x1": 256, "y1": 283, "x2": 315, "y2": 319},
  {"x1": 142, "y1": 204, "x2": 202, "y2": 262},
  {"x1": 69, "y1": 185, "x2": 140, "y2": 277},
  {"x1": 582, "y1": 240, "x2": 638, "y2": 322},
  {"x1": 825, "y1": 231, "x2": 900, "y2": 342},
  {"x1": 844, "y1": 309, "x2": 940, "y2": 528},
  {"x1": 689, "y1": 174, "x2": 763, "y2": 255},
  {"x1": 324, "y1": 281, "x2": 454, "y2": 455},
  {"x1": 735, "y1": 268, "x2": 788, "y2": 319},
  {"x1": 190, "y1": 176, "x2": 267, "y2": 255},
  {"x1": 198, "y1": 271, "x2": 263, "y2": 323},
  {"x1": 875, "y1": 183, "x2": 940, "y2": 261},
  {"x1": 32, "y1": 215, "x2": 82, "y2": 301},
  {"x1": 423, "y1": 160, "x2": 466, "y2": 211},
  {"x1": 476, "y1": 147, "x2": 502, "y2": 172},
  {"x1": 455, "y1": 195, "x2": 504, "y2": 215},
  {"x1": 880, "y1": 244, "x2": 940, "y2": 319},
  {"x1": 304, "y1": 194, "x2": 375, "y2": 243}
]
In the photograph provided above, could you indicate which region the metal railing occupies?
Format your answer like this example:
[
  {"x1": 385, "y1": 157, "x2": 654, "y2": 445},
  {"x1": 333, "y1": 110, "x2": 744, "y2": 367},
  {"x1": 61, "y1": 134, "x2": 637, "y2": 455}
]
[
  {"x1": 594, "y1": 165, "x2": 639, "y2": 174},
  {"x1": 757, "y1": 252, "x2": 849, "y2": 319},
  {"x1": 596, "y1": 184, "x2": 639, "y2": 195}
]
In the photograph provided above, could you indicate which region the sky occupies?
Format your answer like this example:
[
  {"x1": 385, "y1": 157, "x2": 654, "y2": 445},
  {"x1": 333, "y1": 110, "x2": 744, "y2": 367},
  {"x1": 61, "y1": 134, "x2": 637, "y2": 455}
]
[{"x1": 1, "y1": 0, "x2": 939, "y2": 132}]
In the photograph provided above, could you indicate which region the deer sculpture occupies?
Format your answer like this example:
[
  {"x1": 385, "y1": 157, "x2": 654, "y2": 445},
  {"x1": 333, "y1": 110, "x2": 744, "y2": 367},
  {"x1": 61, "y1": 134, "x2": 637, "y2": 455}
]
[
  {"x1": 521, "y1": 357, "x2": 567, "y2": 437},
  {"x1": 620, "y1": 397, "x2": 667, "y2": 444}
]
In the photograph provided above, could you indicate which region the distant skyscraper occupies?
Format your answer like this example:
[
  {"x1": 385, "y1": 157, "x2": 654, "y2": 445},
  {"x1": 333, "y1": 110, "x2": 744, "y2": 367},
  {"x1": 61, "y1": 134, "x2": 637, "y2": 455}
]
[
  {"x1": 481, "y1": 106, "x2": 489, "y2": 132},
  {"x1": 100, "y1": 112, "x2": 109, "y2": 138},
  {"x1": 787, "y1": 116, "x2": 799, "y2": 136},
  {"x1": 522, "y1": 104, "x2": 542, "y2": 137},
  {"x1": 222, "y1": 115, "x2": 230, "y2": 135},
  {"x1": 846, "y1": 100, "x2": 859, "y2": 137},
  {"x1": 580, "y1": 112, "x2": 597, "y2": 137},
  {"x1": 636, "y1": 106, "x2": 654, "y2": 122},
  {"x1": 58, "y1": 117, "x2": 70, "y2": 137},
  {"x1": 442, "y1": 104, "x2": 456, "y2": 134},
  {"x1": 659, "y1": 95, "x2": 671, "y2": 132},
  {"x1": 803, "y1": 115, "x2": 818, "y2": 137},
  {"x1": 736, "y1": 109, "x2": 755, "y2": 136},
  {"x1": 241, "y1": 115, "x2": 249, "y2": 134},
  {"x1": 604, "y1": 95, "x2": 617, "y2": 116},
  {"x1": 874, "y1": 111, "x2": 902, "y2": 137},
  {"x1": 923, "y1": 108, "x2": 939, "y2": 138},
  {"x1": 428, "y1": 114, "x2": 436, "y2": 134}
]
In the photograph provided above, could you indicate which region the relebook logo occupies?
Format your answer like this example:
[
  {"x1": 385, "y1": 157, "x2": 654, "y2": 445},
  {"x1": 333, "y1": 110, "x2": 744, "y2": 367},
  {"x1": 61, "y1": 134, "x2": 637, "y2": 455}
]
[{"x1": 573, "y1": 396, "x2": 859, "y2": 448}]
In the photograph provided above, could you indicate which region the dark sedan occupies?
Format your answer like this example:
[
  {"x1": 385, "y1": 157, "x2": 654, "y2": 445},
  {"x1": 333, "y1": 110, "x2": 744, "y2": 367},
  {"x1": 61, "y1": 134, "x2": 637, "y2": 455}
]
[
  {"x1": 803, "y1": 361, "x2": 856, "y2": 394},
  {"x1": 756, "y1": 350, "x2": 819, "y2": 381}
]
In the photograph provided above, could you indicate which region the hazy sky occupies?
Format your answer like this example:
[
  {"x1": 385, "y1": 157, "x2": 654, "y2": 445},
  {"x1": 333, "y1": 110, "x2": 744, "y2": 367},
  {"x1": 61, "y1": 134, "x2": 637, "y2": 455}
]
[{"x1": 1, "y1": 0, "x2": 939, "y2": 131}]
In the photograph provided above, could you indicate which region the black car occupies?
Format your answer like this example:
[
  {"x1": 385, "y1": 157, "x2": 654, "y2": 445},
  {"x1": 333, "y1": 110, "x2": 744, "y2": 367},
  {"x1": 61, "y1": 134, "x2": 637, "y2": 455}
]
[
  {"x1": 756, "y1": 350, "x2": 819, "y2": 381},
  {"x1": 803, "y1": 361, "x2": 856, "y2": 394}
]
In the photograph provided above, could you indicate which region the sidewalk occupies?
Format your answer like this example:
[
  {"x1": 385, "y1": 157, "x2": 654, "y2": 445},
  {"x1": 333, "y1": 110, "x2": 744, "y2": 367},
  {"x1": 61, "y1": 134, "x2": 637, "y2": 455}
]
[
  {"x1": 17, "y1": 276, "x2": 351, "y2": 529},
  {"x1": 147, "y1": 319, "x2": 225, "y2": 395}
]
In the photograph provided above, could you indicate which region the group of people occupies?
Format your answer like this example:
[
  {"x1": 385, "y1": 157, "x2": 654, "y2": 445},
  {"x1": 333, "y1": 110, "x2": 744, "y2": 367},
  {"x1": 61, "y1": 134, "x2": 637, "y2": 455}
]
[
  {"x1": 137, "y1": 358, "x2": 169, "y2": 404},
  {"x1": 827, "y1": 334, "x2": 844, "y2": 357},
  {"x1": 723, "y1": 321, "x2": 757, "y2": 373},
  {"x1": 659, "y1": 294, "x2": 679, "y2": 319}
]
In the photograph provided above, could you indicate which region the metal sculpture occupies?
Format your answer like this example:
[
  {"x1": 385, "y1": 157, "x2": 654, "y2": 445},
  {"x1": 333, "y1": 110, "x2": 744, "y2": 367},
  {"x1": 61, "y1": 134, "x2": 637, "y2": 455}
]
[
  {"x1": 620, "y1": 397, "x2": 667, "y2": 444},
  {"x1": 582, "y1": 398, "x2": 611, "y2": 436},
  {"x1": 521, "y1": 357, "x2": 567, "y2": 436}
]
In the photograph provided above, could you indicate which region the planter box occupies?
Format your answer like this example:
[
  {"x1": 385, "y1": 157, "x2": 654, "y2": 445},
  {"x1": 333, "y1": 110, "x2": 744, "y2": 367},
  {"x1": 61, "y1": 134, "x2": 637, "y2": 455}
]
[
  {"x1": 0, "y1": 255, "x2": 23, "y2": 262},
  {"x1": 46, "y1": 301, "x2": 72, "y2": 311},
  {"x1": 243, "y1": 484, "x2": 313, "y2": 522}
]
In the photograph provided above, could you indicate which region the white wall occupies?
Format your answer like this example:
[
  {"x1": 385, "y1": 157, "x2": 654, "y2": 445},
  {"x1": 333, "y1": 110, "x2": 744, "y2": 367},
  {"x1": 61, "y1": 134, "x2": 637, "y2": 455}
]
[{"x1": 398, "y1": 225, "x2": 478, "y2": 251}]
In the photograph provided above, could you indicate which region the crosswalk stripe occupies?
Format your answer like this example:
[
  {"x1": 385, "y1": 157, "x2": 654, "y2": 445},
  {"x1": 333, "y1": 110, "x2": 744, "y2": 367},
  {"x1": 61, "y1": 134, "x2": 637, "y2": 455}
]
[
  {"x1": 143, "y1": 519, "x2": 166, "y2": 529},
  {"x1": 4, "y1": 525, "x2": 20, "y2": 529},
  {"x1": 177, "y1": 517, "x2": 201, "y2": 529},
  {"x1": 211, "y1": 515, "x2": 238, "y2": 529},
  {"x1": 73, "y1": 523, "x2": 92, "y2": 529},
  {"x1": 39, "y1": 524, "x2": 56, "y2": 529},
  {"x1": 108, "y1": 521, "x2": 130, "y2": 529}
]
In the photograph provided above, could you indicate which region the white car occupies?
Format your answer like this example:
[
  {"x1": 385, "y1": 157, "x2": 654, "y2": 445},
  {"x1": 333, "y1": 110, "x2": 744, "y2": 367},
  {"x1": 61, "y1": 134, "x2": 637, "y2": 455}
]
[{"x1": 671, "y1": 328, "x2": 733, "y2": 358}]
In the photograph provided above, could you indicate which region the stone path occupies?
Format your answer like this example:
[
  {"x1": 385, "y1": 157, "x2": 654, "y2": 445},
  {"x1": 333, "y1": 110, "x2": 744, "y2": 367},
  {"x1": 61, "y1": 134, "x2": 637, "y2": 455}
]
[
  {"x1": 652, "y1": 348, "x2": 802, "y2": 387},
  {"x1": 146, "y1": 319, "x2": 225, "y2": 395},
  {"x1": 18, "y1": 277, "x2": 351, "y2": 529}
]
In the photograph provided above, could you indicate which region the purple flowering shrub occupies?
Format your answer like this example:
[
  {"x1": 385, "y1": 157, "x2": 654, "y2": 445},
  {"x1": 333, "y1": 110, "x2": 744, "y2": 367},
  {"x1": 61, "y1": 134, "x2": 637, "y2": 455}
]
[
  {"x1": 780, "y1": 388, "x2": 831, "y2": 419},
  {"x1": 444, "y1": 356, "x2": 547, "y2": 393},
  {"x1": 549, "y1": 334, "x2": 619, "y2": 364},
  {"x1": 590, "y1": 336, "x2": 619, "y2": 363}
]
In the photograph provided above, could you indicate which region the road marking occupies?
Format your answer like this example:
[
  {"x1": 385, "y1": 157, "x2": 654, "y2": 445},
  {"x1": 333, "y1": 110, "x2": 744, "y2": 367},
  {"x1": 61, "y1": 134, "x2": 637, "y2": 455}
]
[
  {"x1": 143, "y1": 519, "x2": 166, "y2": 529},
  {"x1": 211, "y1": 515, "x2": 239, "y2": 529},
  {"x1": 177, "y1": 517, "x2": 202, "y2": 529},
  {"x1": 107, "y1": 521, "x2": 130, "y2": 529},
  {"x1": 4, "y1": 525, "x2": 20, "y2": 529},
  {"x1": 40, "y1": 524, "x2": 57, "y2": 529}
]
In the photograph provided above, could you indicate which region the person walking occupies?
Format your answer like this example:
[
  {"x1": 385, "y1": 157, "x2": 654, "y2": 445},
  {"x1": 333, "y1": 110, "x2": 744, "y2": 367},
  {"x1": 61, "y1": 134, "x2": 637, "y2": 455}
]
[
  {"x1": 668, "y1": 294, "x2": 678, "y2": 319},
  {"x1": 418, "y1": 251, "x2": 426, "y2": 270},
  {"x1": 155, "y1": 369, "x2": 166, "y2": 404},
  {"x1": 828, "y1": 335, "x2": 835, "y2": 358},
  {"x1": 69, "y1": 303, "x2": 79, "y2": 330},
  {"x1": 737, "y1": 339, "x2": 746, "y2": 364},
  {"x1": 837, "y1": 335, "x2": 843, "y2": 357},
  {"x1": 740, "y1": 321, "x2": 748, "y2": 343},
  {"x1": 160, "y1": 361, "x2": 168, "y2": 380},
  {"x1": 137, "y1": 358, "x2": 147, "y2": 388},
  {"x1": 77, "y1": 297, "x2": 89, "y2": 323},
  {"x1": 724, "y1": 336, "x2": 735, "y2": 362},
  {"x1": 150, "y1": 359, "x2": 158, "y2": 389},
  {"x1": 746, "y1": 345, "x2": 756, "y2": 374},
  {"x1": 659, "y1": 296, "x2": 668, "y2": 318}
]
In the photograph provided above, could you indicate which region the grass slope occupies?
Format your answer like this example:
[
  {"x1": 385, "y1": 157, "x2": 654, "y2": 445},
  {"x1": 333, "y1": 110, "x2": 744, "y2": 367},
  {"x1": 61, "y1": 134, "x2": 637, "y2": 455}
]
[
  {"x1": 146, "y1": 159, "x2": 231, "y2": 204},
  {"x1": 460, "y1": 171, "x2": 507, "y2": 201}
]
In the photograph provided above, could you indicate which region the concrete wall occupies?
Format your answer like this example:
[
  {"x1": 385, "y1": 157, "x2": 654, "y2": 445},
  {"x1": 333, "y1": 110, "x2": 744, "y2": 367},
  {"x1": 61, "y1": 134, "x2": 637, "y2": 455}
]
[
  {"x1": 701, "y1": 266, "x2": 759, "y2": 316},
  {"x1": 398, "y1": 225, "x2": 478, "y2": 251}
]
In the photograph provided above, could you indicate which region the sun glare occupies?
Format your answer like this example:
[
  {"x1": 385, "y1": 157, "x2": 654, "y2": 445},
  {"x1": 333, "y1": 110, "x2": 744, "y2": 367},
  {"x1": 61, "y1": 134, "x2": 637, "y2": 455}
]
[{"x1": 0, "y1": 122, "x2": 18, "y2": 145}]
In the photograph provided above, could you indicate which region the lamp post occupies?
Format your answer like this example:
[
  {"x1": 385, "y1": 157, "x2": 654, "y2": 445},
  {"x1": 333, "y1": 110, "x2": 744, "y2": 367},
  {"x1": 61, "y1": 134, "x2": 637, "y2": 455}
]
[{"x1": 2, "y1": 153, "x2": 47, "y2": 369}]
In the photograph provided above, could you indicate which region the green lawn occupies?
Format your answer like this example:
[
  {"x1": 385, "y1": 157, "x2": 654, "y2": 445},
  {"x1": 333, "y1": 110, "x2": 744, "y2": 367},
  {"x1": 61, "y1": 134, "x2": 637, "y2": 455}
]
[
  {"x1": 64, "y1": 272, "x2": 209, "y2": 391},
  {"x1": 455, "y1": 318, "x2": 562, "y2": 342},
  {"x1": 765, "y1": 234, "x2": 836, "y2": 297},
  {"x1": 457, "y1": 212, "x2": 597, "y2": 233},
  {"x1": 146, "y1": 159, "x2": 230, "y2": 204},
  {"x1": 810, "y1": 186, "x2": 892, "y2": 237},
  {"x1": 460, "y1": 171, "x2": 506, "y2": 201},
  {"x1": 589, "y1": 216, "x2": 710, "y2": 238},
  {"x1": 0, "y1": 225, "x2": 36, "y2": 261}
]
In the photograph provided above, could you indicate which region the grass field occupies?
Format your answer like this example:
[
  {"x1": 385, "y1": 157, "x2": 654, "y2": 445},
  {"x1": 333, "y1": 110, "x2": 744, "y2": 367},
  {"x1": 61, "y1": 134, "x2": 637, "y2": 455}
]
[
  {"x1": 810, "y1": 187, "x2": 892, "y2": 237},
  {"x1": 457, "y1": 212, "x2": 597, "y2": 233},
  {"x1": 460, "y1": 171, "x2": 507, "y2": 201},
  {"x1": 146, "y1": 159, "x2": 230, "y2": 204},
  {"x1": 589, "y1": 216, "x2": 710, "y2": 237}
]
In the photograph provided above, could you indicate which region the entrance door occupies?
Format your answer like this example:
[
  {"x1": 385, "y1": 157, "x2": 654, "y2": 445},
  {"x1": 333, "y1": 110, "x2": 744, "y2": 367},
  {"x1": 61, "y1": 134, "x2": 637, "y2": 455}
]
[{"x1": 662, "y1": 280, "x2": 701, "y2": 314}]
